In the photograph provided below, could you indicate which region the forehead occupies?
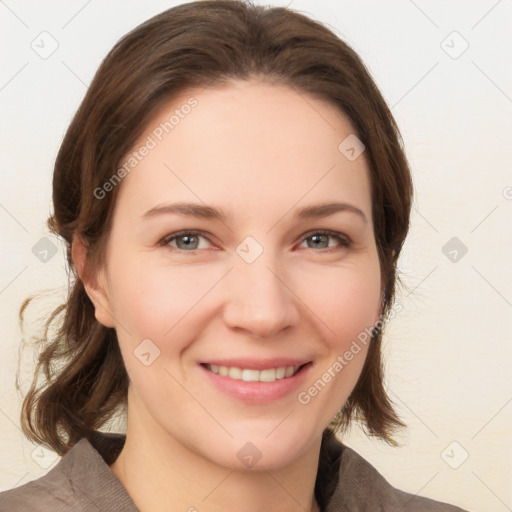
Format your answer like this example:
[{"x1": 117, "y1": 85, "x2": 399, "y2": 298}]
[{"x1": 114, "y1": 79, "x2": 372, "y2": 222}]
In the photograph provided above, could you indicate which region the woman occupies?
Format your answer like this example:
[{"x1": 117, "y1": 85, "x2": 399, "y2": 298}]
[{"x1": 0, "y1": 1, "x2": 468, "y2": 510}]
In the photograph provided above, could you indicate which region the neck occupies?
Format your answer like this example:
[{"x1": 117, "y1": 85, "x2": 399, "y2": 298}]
[{"x1": 109, "y1": 401, "x2": 322, "y2": 512}]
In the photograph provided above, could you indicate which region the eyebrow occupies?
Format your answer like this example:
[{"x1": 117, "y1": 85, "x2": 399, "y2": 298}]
[{"x1": 141, "y1": 201, "x2": 367, "y2": 224}]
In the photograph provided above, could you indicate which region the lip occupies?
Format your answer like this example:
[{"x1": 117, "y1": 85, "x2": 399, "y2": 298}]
[{"x1": 199, "y1": 360, "x2": 313, "y2": 405}]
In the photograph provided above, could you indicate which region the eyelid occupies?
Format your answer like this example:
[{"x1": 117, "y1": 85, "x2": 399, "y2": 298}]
[{"x1": 159, "y1": 229, "x2": 352, "y2": 252}]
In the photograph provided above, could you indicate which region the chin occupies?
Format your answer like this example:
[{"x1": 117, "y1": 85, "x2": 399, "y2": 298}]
[{"x1": 202, "y1": 426, "x2": 315, "y2": 472}]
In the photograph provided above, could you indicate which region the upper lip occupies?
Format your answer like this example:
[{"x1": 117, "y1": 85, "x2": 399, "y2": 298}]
[{"x1": 200, "y1": 358, "x2": 312, "y2": 370}]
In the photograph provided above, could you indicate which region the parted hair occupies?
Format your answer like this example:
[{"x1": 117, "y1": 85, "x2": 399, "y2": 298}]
[{"x1": 19, "y1": 0, "x2": 412, "y2": 455}]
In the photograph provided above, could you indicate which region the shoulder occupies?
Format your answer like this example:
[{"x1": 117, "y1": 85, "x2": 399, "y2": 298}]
[
  {"x1": 0, "y1": 439, "x2": 87, "y2": 512},
  {"x1": 324, "y1": 438, "x2": 469, "y2": 511},
  {"x1": 0, "y1": 434, "x2": 136, "y2": 512}
]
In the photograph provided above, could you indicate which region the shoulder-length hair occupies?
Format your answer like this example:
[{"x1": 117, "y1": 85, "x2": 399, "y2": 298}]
[{"x1": 19, "y1": 0, "x2": 412, "y2": 455}]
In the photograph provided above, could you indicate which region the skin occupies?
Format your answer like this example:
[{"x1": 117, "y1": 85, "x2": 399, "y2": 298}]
[{"x1": 73, "y1": 79, "x2": 382, "y2": 512}]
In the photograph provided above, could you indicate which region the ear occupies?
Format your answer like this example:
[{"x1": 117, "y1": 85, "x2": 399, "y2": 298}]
[{"x1": 71, "y1": 234, "x2": 116, "y2": 328}]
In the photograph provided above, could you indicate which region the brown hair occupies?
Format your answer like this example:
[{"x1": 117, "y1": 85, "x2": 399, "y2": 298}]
[{"x1": 19, "y1": 0, "x2": 412, "y2": 456}]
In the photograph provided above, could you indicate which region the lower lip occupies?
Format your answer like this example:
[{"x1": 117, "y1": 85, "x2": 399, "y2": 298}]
[{"x1": 199, "y1": 363, "x2": 312, "y2": 405}]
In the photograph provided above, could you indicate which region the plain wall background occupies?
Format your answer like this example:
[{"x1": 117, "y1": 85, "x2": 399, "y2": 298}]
[{"x1": 1, "y1": 1, "x2": 511, "y2": 511}]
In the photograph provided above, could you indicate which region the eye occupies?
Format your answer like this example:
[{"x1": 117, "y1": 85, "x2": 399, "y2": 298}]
[
  {"x1": 298, "y1": 230, "x2": 351, "y2": 252},
  {"x1": 159, "y1": 230, "x2": 213, "y2": 252},
  {"x1": 159, "y1": 229, "x2": 351, "y2": 254}
]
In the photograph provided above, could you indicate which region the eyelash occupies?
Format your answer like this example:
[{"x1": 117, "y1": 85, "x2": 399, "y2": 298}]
[{"x1": 159, "y1": 229, "x2": 352, "y2": 254}]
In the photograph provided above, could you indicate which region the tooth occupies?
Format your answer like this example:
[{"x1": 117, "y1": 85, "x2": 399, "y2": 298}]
[
  {"x1": 241, "y1": 369, "x2": 260, "y2": 382},
  {"x1": 275, "y1": 367, "x2": 286, "y2": 379},
  {"x1": 209, "y1": 364, "x2": 302, "y2": 380},
  {"x1": 228, "y1": 367, "x2": 242, "y2": 380},
  {"x1": 259, "y1": 368, "x2": 277, "y2": 382}
]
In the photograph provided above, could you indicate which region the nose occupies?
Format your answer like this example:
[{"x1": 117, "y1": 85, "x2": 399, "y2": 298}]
[{"x1": 222, "y1": 252, "x2": 301, "y2": 341}]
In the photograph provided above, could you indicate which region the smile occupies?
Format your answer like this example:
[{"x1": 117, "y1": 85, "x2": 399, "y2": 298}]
[
  {"x1": 203, "y1": 363, "x2": 304, "y2": 382},
  {"x1": 199, "y1": 361, "x2": 312, "y2": 404}
]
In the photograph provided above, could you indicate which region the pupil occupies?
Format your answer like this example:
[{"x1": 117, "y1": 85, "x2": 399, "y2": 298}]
[
  {"x1": 311, "y1": 234, "x2": 327, "y2": 248},
  {"x1": 180, "y1": 235, "x2": 196, "y2": 249}
]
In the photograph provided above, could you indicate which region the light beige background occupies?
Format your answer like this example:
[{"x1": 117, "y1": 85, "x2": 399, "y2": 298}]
[{"x1": 1, "y1": 1, "x2": 511, "y2": 511}]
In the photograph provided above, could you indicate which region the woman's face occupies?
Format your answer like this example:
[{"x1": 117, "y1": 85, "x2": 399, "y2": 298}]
[{"x1": 85, "y1": 79, "x2": 382, "y2": 469}]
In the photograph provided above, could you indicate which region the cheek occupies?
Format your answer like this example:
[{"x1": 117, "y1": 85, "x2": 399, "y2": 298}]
[
  {"x1": 294, "y1": 259, "x2": 380, "y2": 407},
  {"x1": 108, "y1": 260, "x2": 220, "y2": 357},
  {"x1": 296, "y1": 259, "x2": 381, "y2": 350},
  {"x1": 111, "y1": 262, "x2": 194, "y2": 327},
  {"x1": 108, "y1": 264, "x2": 211, "y2": 400}
]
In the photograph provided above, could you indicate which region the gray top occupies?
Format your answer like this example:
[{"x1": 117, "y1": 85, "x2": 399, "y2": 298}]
[{"x1": 0, "y1": 431, "x2": 468, "y2": 511}]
